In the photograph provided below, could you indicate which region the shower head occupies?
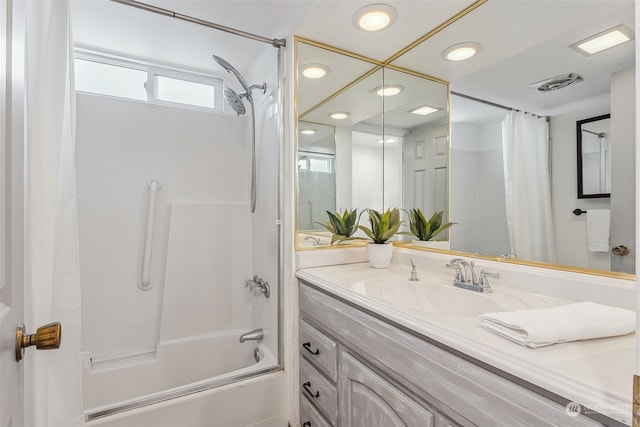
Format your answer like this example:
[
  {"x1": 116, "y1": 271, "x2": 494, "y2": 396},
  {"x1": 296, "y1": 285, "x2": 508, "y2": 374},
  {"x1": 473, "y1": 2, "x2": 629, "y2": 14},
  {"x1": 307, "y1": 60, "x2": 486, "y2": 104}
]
[
  {"x1": 223, "y1": 87, "x2": 247, "y2": 116},
  {"x1": 213, "y1": 55, "x2": 250, "y2": 93}
]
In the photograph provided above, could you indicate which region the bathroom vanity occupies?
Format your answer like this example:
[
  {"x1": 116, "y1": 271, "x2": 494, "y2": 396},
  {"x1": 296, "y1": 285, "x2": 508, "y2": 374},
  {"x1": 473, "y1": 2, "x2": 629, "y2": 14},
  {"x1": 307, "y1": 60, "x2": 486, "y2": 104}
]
[{"x1": 296, "y1": 252, "x2": 633, "y2": 427}]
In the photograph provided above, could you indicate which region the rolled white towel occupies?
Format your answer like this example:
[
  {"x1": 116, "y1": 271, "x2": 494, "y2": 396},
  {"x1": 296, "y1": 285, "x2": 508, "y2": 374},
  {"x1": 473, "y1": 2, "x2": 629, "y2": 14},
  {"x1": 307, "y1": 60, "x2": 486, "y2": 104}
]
[
  {"x1": 586, "y1": 209, "x2": 610, "y2": 252},
  {"x1": 478, "y1": 302, "x2": 635, "y2": 348}
]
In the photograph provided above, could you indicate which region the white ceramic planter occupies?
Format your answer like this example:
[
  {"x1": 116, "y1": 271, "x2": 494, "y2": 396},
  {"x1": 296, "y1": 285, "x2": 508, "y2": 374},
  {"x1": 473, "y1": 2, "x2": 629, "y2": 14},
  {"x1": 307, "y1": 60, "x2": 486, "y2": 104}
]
[
  {"x1": 367, "y1": 242, "x2": 394, "y2": 269},
  {"x1": 411, "y1": 240, "x2": 450, "y2": 250}
]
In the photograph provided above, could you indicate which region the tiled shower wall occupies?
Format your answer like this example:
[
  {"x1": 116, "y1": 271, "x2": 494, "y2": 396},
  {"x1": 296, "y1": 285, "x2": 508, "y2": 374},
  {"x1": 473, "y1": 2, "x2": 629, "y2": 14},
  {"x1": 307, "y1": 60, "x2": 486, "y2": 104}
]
[{"x1": 76, "y1": 93, "x2": 252, "y2": 362}]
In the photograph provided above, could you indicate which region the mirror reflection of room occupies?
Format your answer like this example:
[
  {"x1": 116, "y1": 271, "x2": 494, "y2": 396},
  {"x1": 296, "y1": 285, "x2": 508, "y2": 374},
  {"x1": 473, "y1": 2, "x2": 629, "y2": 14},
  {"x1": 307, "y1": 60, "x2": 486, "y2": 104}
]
[
  {"x1": 392, "y1": 0, "x2": 635, "y2": 275},
  {"x1": 296, "y1": 0, "x2": 635, "y2": 276}
]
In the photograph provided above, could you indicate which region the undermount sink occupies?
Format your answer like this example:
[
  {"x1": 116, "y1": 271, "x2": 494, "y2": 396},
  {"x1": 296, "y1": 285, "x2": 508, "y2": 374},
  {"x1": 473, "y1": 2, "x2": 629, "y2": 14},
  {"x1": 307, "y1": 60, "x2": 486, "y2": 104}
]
[{"x1": 351, "y1": 278, "x2": 532, "y2": 317}]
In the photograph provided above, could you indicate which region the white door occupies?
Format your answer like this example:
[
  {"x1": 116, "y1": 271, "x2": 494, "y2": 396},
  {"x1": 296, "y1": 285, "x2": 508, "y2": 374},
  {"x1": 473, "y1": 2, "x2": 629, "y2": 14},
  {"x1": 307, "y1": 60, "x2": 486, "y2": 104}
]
[{"x1": 1, "y1": 1, "x2": 26, "y2": 425}]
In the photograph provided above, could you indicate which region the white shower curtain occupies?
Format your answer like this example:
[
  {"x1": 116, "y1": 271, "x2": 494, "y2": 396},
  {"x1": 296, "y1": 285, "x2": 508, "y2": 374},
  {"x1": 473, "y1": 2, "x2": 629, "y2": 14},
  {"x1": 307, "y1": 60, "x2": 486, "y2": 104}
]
[
  {"x1": 24, "y1": 1, "x2": 83, "y2": 426},
  {"x1": 501, "y1": 111, "x2": 557, "y2": 264}
]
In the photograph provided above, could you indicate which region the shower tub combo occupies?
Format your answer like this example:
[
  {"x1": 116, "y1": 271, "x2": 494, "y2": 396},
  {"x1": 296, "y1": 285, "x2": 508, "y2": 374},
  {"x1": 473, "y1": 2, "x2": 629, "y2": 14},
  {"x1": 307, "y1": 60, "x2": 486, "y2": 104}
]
[{"x1": 74, "y1": 0, "x2": 285, "y2": 425}]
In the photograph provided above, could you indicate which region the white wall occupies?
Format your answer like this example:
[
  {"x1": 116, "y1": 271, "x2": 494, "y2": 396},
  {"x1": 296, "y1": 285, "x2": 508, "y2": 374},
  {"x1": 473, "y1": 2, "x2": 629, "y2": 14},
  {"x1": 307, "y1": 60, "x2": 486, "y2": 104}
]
[
  {"x1": 335, "y1": 125, "x2": 353, "y2": 212},
  {"x1": 551, "y1": 97, "x2": 610, "y2": 270},
  {"x1": 450, "y1": 121, "x2": 509, "y2": 256},
  {"x1": 352, "y1": 139, "x2": 384, "y2": 211},
  {"x1": 610, "y1": 66, "x2": 635, "y2": 274},
  {"x1": 76, "y1": 93, "x2": 251, "y2": 362},
  {"x1": 351, "y1": 131, "x2": 402, "y2": 213}
]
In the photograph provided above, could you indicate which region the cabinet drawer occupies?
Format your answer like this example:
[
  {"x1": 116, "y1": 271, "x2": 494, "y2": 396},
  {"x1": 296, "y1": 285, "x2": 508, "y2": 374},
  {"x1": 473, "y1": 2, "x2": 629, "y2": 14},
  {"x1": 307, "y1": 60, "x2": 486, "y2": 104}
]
[
  {"x1": 301, "y1": 395, "x2": 333, "y2": 427},
  {"x1": 300, "y1": 319, "x2": 338, "y2": 381},
  {"x1": 300, "y1": 357, "x2": 337, "y2": 425}
]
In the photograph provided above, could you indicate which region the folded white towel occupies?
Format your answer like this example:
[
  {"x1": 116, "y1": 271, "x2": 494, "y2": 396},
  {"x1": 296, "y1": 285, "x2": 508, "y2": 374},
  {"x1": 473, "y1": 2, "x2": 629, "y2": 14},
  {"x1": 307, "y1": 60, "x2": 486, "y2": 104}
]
[
  {"x1": 478, "y1": 302, "x2": 635, "y2": 348},
  {"x1": 586, "y1": 209, "x2": 610, "y2": 252}
]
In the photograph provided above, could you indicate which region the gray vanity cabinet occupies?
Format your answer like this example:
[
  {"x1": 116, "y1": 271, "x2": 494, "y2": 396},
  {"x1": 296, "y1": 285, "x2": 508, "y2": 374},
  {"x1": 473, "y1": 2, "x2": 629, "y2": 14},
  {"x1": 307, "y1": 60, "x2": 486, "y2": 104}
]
[
  {"x1": 299, "y1": 280, "x2": 607, "y2": 427},
  {"x1": 339, "y1": 352, "x2": 435, "y2": 427}
]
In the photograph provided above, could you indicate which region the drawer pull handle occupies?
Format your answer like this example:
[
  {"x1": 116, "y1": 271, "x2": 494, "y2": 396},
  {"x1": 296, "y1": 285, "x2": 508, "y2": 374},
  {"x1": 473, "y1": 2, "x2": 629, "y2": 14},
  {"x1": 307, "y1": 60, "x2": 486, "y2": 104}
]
[
  {"x1": 302, "y1": 342, "x2": 320, "y2": 355},
  {"x1": 303, "y1": 423, "x2": 311, "y2": 427},
  {"x1": 302, "y1": 381, "x2": 320, "y2": 399}
]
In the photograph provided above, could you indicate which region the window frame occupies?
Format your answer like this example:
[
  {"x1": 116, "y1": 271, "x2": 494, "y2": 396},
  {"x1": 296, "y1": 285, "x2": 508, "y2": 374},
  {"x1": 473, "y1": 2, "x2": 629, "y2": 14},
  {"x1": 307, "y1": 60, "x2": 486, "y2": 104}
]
[{"x1": 74, "y1": 50, "x2": 223, "y2": 113}]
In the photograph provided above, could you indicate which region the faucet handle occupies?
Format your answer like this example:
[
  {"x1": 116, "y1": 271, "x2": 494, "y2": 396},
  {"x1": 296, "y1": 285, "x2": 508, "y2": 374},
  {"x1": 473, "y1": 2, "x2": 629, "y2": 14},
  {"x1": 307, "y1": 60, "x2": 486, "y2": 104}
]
[
  {"x1": 478, "y1": 270, "x2": 500, "y2": 289},
  {"x1": 409, "y1": 260, "x2": 419, "y2": 282},
  {"x1": 445, "y1": 262, "x2": 464, "y2": 282},
  {"x1": 479, "y1": 269, "x2": 500, "y2": 279}
]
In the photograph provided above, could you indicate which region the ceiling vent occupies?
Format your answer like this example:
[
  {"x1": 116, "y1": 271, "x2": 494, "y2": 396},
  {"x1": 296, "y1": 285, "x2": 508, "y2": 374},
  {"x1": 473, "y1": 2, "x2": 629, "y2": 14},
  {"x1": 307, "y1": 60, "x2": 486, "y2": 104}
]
[{"x1": 529, "y1": 73, "x2": 583, "y2": 92}]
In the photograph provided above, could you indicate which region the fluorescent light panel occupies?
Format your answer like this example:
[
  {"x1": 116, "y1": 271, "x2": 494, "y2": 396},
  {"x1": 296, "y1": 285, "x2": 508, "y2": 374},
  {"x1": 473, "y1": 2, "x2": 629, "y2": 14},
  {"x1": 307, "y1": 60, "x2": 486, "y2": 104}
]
[
  {"x1": 410, "y1": 105, "x2": 439, "y2": 116},
  {"x1": 571, "y1": 24, "x2": 634, "y2": 56}
]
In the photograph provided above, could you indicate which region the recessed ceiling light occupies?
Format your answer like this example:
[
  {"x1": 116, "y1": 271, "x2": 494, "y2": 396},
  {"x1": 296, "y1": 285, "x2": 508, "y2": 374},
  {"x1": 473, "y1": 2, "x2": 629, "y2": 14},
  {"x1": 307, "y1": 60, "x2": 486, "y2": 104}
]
[
  {"x1": 570, "y1": 24, "x2": 634, "y2": 56},
  {"x1": 374, "y1": 84, "x2": 403, "y2": 97},
  {"x1": 301, "y1": 129, "x2": 317, "y2": 135},
  {"x1": 410, "y1": 105, "x2": 439, "y2": 116},
  {"x1": 330, "y1": 111, "x2": 350, "y2": 120},
  {"x1": 301, "y1": 63, "x2": 330, "y2": 79},
  {"x1": 353, "y1": 3, "x2": 397, "y2": 32},
  {"x1": 441, "y1": 42, "x2": 482, "y2": 62}
]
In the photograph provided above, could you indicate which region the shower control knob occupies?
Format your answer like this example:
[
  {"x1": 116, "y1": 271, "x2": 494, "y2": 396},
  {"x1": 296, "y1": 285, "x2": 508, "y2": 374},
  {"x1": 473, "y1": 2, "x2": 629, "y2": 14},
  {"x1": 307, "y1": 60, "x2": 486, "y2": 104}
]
[{"x1": 15, "y1": 322, "x2": 62, "y2": 362}]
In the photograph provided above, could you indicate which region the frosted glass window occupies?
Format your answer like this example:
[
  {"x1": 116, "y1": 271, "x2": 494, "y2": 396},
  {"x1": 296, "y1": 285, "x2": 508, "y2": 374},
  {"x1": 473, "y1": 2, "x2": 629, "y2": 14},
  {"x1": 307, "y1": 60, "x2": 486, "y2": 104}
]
[
  {"x1": 74, "y1": 59, "x2": 147, "y2": 100},
  {"x1": 309, "y1": 158, "x2": 332, "y2": 173},
  {"x1": 155, "y1": 75, "x2": 215, "y2": 108}
]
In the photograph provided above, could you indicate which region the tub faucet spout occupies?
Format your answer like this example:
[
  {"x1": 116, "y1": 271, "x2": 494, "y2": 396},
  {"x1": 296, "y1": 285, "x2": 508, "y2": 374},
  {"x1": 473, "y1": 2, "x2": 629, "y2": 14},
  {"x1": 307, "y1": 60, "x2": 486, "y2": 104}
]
[{"x1": 239, "y1": 328, "x2": 264, "y2": 343}]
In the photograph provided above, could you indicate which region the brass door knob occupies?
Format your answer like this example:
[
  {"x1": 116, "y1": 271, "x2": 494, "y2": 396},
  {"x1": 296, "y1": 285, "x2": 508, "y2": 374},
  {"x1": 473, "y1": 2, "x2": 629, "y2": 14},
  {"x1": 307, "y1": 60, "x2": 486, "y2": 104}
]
[
  {"x1": 15, "y1": 322, "x2": 62, "y2": 362},
  {"x1": 612, "y1": 245, "x2": 630, "y2": 256}
]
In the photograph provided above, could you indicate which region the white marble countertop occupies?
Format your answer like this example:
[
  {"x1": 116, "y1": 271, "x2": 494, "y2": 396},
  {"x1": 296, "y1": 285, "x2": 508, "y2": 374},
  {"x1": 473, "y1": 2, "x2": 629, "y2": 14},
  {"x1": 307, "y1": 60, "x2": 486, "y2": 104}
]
[{"x1": 296, "y1": 261, "x2": 635, "y2": 426}]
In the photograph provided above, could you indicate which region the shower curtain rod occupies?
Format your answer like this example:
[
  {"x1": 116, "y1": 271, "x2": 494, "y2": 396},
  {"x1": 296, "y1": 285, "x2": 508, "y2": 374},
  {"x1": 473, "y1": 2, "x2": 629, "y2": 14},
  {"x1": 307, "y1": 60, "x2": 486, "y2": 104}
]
[
  {"x1": 110, "y1": 0, "x2": 286, "y2": 48},
  {"x1": 451, "y1": 91, "x2": 547, "y2": 119}
]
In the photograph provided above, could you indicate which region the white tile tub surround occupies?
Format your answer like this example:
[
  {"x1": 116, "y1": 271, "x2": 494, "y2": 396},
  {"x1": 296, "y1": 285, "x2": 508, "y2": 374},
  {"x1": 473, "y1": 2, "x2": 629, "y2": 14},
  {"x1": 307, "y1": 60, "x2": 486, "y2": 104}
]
[
  {"x1": 296, "y1": 246, "x2": 636, "y2": 425},
  {"x1": 161, "y1": 202, "x2": 252, "y2": 341},
  {"x1": 76, "y1": 93, "x2": 248, "y2": 362}
]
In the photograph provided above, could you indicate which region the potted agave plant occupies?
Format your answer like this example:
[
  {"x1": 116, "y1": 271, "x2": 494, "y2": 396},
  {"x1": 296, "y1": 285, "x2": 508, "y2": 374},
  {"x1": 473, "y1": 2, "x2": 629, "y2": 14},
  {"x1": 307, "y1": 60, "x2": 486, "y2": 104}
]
[
  {"x1": 317, "y1": 208, "x2": 360, "y2": 244},
  {"x1": 407, "y1": 209, "x2": 456, "y2": 250},
  {"x1": 359, "y1": 208, "x2": 402, "y2": 268}
]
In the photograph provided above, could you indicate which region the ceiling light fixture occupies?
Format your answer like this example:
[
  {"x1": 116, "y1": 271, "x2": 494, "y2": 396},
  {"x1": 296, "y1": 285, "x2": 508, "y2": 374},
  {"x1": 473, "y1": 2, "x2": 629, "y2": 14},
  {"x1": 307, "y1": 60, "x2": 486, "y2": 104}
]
[
  {"x1": 374, "y1": 84, "x2": 403, "y2": 97},
  {"x1": 441, "y1": 42, "x2": 482, "y2": 62},
  {"x1": 330, "y1": 111, "x2": 350, "y2": 120},
  {"x1": 301, "y1": 63, "x2": 330, "y2": 79},
  {"x1": 353, "y1": 3, "x2": 397, "y2": 32},
  {"x1": 410, "y1": 105, "x2": 439, "y2": 116},
  {"x1": 570, "y1": 24, "x2": 634, "y2": 56},
  {"x1": 301, "y1": 129, "x2": 317, "y2": 135}
]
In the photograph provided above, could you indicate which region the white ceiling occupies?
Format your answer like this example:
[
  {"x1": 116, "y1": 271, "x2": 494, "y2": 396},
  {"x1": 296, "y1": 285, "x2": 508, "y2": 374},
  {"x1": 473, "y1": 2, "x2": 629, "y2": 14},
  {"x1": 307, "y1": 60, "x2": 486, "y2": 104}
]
[{"x1": 72, "y1": 0, "x2": 635, "y2": 125}]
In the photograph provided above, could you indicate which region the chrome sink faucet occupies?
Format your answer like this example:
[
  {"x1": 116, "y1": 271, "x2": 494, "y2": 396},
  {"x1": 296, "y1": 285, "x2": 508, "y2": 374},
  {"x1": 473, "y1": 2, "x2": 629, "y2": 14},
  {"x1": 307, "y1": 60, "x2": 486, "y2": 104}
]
[{"x1": 445, "y1": 258, "x2": 499, "y2": 293}]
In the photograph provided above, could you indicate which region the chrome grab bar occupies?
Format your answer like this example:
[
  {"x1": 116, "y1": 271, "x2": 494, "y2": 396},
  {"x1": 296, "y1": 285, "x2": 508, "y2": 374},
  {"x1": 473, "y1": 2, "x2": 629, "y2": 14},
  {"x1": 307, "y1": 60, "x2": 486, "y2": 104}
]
[{"x1": 140, "y1": 179, "x2": 161, "y2": 290}]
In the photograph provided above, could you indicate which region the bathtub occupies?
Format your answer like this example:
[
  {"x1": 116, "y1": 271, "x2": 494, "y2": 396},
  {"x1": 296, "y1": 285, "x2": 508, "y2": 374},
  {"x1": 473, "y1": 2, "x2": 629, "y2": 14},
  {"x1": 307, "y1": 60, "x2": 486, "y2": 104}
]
[{"x1": 83, "y1": 329, "x2": 279, "y2": 421}]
